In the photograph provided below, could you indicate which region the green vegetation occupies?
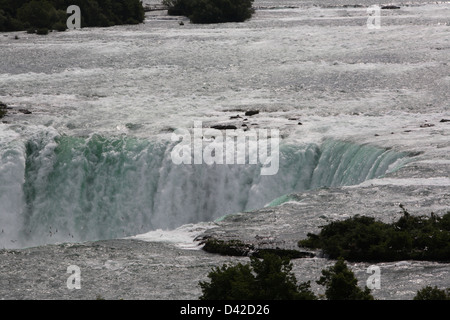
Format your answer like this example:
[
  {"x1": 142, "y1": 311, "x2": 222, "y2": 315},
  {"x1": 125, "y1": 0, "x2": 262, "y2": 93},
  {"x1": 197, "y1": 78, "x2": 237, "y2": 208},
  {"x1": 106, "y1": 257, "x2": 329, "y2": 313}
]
[
  {"x1": 199, "y1": 253, "x2": 317, "y2": 300},
  {"x1": 199, "y1": 254, "x2": 373, "y2": 300},
  {"x1": 162, "y1": 0, "x2": 254, "y2": 24},
  {"x1": 0, "y1": 0, "x2": 145, "y2": 32},
  {"x1": 298, "y1": 205, "x2": 450, "y2": 262},
  {"x1": 0, "y1": 102, "x2": 7, "y2": 119},
  {"x1": 317, "y1": 257, "x2": 373, "y2": 300},
  {"x1": 202, "y1": 238, "x2": 253, "y2": 256},
  {"x1": 201, "y1": 238, "x2": 313, "y2": 259},
  {"x1": 413, "y1": 286, "x2": 450, "y2": 300}
]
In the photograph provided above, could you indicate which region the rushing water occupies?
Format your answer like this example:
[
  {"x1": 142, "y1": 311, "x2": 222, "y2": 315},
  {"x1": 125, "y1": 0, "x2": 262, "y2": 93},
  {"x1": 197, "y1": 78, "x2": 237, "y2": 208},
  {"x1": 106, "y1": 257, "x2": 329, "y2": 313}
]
[{"x1": 0, "y1": 131, "x2": 411, "y2": 248}]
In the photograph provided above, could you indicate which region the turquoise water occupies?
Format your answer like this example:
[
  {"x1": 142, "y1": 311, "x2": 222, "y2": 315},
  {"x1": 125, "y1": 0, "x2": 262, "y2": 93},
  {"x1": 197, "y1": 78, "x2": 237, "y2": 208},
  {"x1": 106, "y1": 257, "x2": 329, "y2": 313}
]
[{"x1": 0, "y1": 131, "x2": 411, "y2": 248}]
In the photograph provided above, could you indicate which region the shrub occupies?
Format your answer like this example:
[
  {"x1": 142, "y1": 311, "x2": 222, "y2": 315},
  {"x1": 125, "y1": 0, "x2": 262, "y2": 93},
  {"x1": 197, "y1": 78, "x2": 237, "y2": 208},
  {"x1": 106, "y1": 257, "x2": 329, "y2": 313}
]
[
  {"x1": 199, "y1": 254, "x2": 376, "y2": 300},
  {"x1": 317, "y1": 257, "x2": 374, "y2": 300},
  {"x1": 162, "y1": 0, "x2": 195, "y2": 16},
  {"x1": 36, "y1": 27, "x2": 49, "y2": 35},
  {"x1": 0, "y1": 0, "x2": 145, "y2": 32},
  {"x1": 199, "y1": 253, "x2": 317, "y2": 300},
  {"x1": 201, "y1": 238, "x2": 254, "y2": 256},
  {"x1": 52, "y1": 21, "x2": 66, "y2": 31},
  {"x1": 298, "y1": 205, "x2": 450, "y2": 262},
  {"x1": 413, "y1": 286, "x2": 450, "y2": 300},
  {"x1": 17, "y1": 0, "x2": 58, "y2": 29},
  {"x1": 163, "y1": 0, "x2": 255, "y2": 24}
]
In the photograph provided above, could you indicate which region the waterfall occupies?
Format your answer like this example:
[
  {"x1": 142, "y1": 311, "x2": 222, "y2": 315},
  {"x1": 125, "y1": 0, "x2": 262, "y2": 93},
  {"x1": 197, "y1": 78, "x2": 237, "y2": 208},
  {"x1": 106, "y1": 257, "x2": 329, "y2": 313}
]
[{"x1": 0, "y1": 129, "x2": 411, "y2": 248}]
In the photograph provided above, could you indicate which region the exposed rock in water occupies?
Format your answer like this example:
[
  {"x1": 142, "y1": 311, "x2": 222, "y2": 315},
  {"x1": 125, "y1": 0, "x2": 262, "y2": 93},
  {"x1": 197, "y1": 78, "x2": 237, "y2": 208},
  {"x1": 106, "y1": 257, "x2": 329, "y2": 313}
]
[
  {"x1": 0, "y1": 101, "x2": 7, "y2": 119},
  {"x1": 245, "y1": 110, "x2": 259, "y2": 116},
  {"x1": 18, "y1": 109, "x2": 32, "y2": 114},
  {"x1": 210, "y1": 124, "x2": 237, "y2": 130},
  {"x1": 382, "y1": 5, "x2": 401, "y2": 9}
]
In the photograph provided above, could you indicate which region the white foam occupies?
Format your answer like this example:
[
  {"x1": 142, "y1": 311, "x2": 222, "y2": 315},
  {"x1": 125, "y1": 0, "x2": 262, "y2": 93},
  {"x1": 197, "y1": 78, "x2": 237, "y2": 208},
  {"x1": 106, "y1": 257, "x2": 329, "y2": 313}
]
[{"x1": 129, "y1": 222, "x2": 217, "y2": 250}]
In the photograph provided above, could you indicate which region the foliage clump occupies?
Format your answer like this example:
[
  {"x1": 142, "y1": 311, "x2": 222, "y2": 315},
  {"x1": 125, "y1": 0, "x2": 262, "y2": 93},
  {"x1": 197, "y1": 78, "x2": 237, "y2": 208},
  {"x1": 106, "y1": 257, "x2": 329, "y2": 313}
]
[
  {"x1": 201, "y1": 238, "x2": 313, "y2": 259},
  {"x1": 413, "y1": 286, "x2": 450, "y2": 300},
  {"x1": 0, "y1": 0, "x2": 145, "y2": 32},
  {"x1": 202, "y1": 238, "x2": 254, "y2": 256},
  {"x1": 317, "y1": 257, "x2": 373, "y2": 300},
  {"x1": 200, "y1": 254, "x2": 373, "y2": 300},
  {"x1": 298, "y1": 205, "x2": 450, "y2": 262},
  {"x1": 162, "y1": 0, "x2": 254, "y2": 24},
  {"x1": 199, "y1": 253, "x2": 317, "y2": 300}
]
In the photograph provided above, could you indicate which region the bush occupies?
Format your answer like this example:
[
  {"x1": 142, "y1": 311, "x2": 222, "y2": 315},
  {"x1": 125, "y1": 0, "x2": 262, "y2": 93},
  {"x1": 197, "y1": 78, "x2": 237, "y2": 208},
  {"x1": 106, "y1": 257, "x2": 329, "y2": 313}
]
[
  {"x1": 162, "y1": 0, "x2": 195, "y2": 16},
  {"x1": 36, "y1": 27, "x2": 49, "y2": 35},
  {"x1": 200, "y1": 238, "x2": 313, "y2": 259},
  {"x1": 298, "y1": 205, "x2": 450, "y2": 262},
  {"x1": 163, "y1": 0, "x2": 254, "y2": 24},
  {"x1": 0, "y1": 0, "x2": 145, "y2": 32},
  {"x1": 17, "y1": 0, "x2": 58, "y2": 29},
  {"x1": 199, "y1": 254, "x2": 375, "y2": 300},
  {"x1": 199, "y1": 253, "x2": 317, "y2": 300},
  {"x1": 52, "y1": 21, "x2": 66, "y2": 31},
  {"x1": 202, "y1": 238, "x2": 254, "y2": 256},
  {"x1": 413, "y1": 286, "x2": 450, "y2": 300},
  {"x1": 317, "y1": 257, "x2": 374, "y2": 300}
]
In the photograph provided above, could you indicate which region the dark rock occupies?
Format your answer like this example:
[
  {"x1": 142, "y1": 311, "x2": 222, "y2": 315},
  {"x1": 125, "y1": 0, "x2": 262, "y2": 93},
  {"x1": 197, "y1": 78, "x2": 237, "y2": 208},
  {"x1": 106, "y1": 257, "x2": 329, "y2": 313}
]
[
  {"x1": 420, "y1": 123, "x2": 435, "y2": 128},
  {"x1": 298, "y1": 122, "x2": 303, "y2": 125},
  {"x1": 381, "y1": 5, "x2": 400, "y2": 9},
  {"x1": 0, "y1": 101, "x2": 7, "y2": 119},
  {"x1": 19, "y1": 109, "x2": 32, "y2": 114},
  {"x1": 200, "y1": 238, "x2": 314, "y2": 259},
  {"x1": 210, "y1": 124, "x2": 237, "y2": 130},
  {"x1": 252, "y1": 248, "x2": 314, "y2": 259},
  {"x1": 245, "y1": 110, "x2": 259, "y2": 116},
  {"x1": 229, "y1": 115, "x2": 241, "y2": 119},
  {"x1": 343, "y1": 4, "x2": 364, "y2": 8},
  {"x1": 125, "y1": 123, "x2": 143, "y2": 130},
  {"x1": 201, "y1": 238, "x2": 253, "y2": 256},
  {"x1": 440, "y1": 119, "x2": 450, "y2": 123}
]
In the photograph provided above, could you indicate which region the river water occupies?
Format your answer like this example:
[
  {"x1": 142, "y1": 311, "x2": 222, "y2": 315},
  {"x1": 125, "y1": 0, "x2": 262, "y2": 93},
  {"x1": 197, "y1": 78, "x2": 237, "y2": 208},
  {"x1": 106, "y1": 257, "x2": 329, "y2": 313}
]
[{"x1": 0, "y1": 0, "x2": 449, "y2": 300}]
